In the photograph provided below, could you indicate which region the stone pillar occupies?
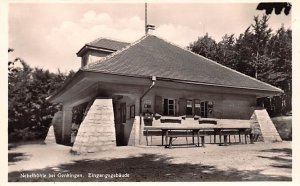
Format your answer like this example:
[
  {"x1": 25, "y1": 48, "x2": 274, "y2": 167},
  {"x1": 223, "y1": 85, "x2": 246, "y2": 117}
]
[
  {"x1": 127, "y1": 116, "x2": 141, "y2": 146},
  {"x1": 139, "y1": 116, "x2": 145, "y2": 145},
  {"x1": 62, "y1": 106, "x2": 73, "y2": 145},
  {"x1": 250, "y1": 112, "x2": 263, "y2": 142},
  {"x1": 72, "y1": 98, "x2": 116, "y2": 153},
  {"x1": 136, "y1": 99, "x2": 145, "y2": 145},
  {"x1": 44, "y1": 125, "x2": 56, "y2": 144},
  {"x1": 252, "y1": 109, "x2": 282, "y2": 142}
]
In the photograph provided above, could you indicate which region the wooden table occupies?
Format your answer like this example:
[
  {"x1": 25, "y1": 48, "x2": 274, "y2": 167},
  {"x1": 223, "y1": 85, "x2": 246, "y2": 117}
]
[
  {"x1": 162, "y1": 128, "x2": 204, "y2": 148},
  {"x1": 144, "y1": 125, "x2": 253, "y2": 147},
  {"x1": 215, "y1": 128, "x2": 253, "y2": 145}
]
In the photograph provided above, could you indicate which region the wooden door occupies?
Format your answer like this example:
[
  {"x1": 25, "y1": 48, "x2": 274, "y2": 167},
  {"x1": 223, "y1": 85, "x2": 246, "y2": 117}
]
[
  {"x1": 186, "y1": 100, "x2": 193, "y2": 116},
  {"x1": 178, "y1": 98, "x2": 186, "y2": 116},
  {"x1": 114, "y1": 102, "x2": 126, "y2": 146}
]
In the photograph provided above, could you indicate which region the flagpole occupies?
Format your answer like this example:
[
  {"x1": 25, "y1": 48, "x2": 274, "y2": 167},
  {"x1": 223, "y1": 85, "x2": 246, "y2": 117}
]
[{"x1": 145, "y1": 3, "x2": 148, "y2": 35}]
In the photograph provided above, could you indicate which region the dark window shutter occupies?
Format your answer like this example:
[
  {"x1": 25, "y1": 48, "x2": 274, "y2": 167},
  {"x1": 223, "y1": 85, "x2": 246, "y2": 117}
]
[
  {"x1": 175, "y1": 99, "x2": 177, "y2": 116},
  {"x1": 178, "y1": 98, "x2": 186, "y2": 116},
  {"x1": 155, "y1": 96, "x2": 163, "y2": 115}
]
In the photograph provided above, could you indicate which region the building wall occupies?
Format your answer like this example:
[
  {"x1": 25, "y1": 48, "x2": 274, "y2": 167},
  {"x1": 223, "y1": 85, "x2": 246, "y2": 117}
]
[
  {"x1": 51, "y1": 111, "x2": 63, "y2": 144},
  {"x1": 82, "y1": 50, "x2": 112, "y2": 67},
  {"x1": 140, "y1": 86, "x2": 256, "y2": 119},
  {"x1": 112, "y1": 95, "x2": 139, "y2": 146},
  {"x1": 94, "y1": 81, "x2": 256, "y2": 120},
  {"x1": 107, "y1": 86, "x2": 256, "y2": 146},
  {"x1": 221, "y1": 94, "x2": 256, "y2": 119},
  {"x1": 65, "y1": 82, "x2": 257, "y2": 147}
]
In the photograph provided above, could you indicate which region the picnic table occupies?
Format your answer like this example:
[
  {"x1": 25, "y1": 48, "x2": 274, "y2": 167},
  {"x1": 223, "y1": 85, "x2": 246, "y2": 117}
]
[{"x1": 144, "y1": 119, "x2": 254, "y2": 148}]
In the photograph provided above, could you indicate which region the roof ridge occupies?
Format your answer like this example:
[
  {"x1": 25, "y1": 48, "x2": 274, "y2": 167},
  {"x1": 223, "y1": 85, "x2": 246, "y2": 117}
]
[
  {"x1": 151, "y1": 34, "x2": 283, "y2": 93},
  {"x1": 82, "y1": 34, "x2": 149, "y2": 70},
  {"x1": 87, "y1": 36, "x2": 130, "y2": 45}
]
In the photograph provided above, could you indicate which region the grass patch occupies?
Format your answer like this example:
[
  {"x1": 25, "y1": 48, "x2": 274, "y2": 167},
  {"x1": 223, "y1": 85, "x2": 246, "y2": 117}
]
[{"x1": 271, "y1": 116, "x2": 292, "y2": 141}]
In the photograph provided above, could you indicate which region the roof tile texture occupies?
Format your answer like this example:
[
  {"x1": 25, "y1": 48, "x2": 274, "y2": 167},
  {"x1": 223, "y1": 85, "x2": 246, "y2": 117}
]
[
  {"x1": 87, "y1": 38, "x2": 129, "y2": 51},
  {"x1": 83, "y1": 35, "x2": 281, "y2": 92}
]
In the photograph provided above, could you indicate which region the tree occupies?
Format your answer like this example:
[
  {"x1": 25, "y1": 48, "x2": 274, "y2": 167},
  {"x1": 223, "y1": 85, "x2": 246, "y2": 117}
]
[
  {"x1": 215, "y1": 34, "x2": 237, "y2": 70},
  {"x1": 266, "y1": 26, "x2": 292, "y2": 112},
  {"x1": 234, "y1": 27, "x2": 256, "y2": 76},
  {"x1": 266, "y1": 26, "x2": 292, "y2": 89},
  {"x1": 231, "y1": 15, "x2": 273, "y2": 80},
  {"x1": 8, "y1": 48, "x2": 19, "y2": 74},
  {"x1": 188, "y1": 15, "x2": 292, "y2": 115},
  {"x1": 187, "y1": 33, "x2": 218, "y2": 60},
  {"x1": 8, "y1": 49, "x2": 74, "y2": 141},
  {"x1": 8, "y1": 57, "x2": 33, "y2": 131},
  {"x1": 251, "y1": 15, "x2": 273, "y2": 79}
]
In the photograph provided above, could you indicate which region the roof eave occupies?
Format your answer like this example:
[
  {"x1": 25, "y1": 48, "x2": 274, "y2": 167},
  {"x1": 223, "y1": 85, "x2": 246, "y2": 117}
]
[
  {"x1": 82, "y1": 69, "x2": 283, "y2": 95},
  {"x1": 47, "y1": 70, "x2": 85, "y2": 103},
  {"x1": 76, "y1": 45, "x2": 116, "y2": 57},
  {"x1": 48, "y1": 69, "x2": 283, "y2": 104},
  {"x1": 76, "y1": 45, "x2": 87, "y2": 57}
]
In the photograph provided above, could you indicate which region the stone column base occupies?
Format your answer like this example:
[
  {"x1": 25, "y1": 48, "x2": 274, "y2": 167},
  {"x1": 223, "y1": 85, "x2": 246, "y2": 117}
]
[{"x1": 72, "y1": 98, "x2": 116, "y2": 154}]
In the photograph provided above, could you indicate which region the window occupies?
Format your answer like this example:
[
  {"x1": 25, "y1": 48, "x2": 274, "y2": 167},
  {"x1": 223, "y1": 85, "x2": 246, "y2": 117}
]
[
  {"x1": 163, "y1": 98, "x2": 175, "y2": 116},
  {"x1": 130, "y1": 105, "x2": 135, "y2": 118},
  {"x1": 81, "y1": 55, "x2": 88, "y2": 67}
]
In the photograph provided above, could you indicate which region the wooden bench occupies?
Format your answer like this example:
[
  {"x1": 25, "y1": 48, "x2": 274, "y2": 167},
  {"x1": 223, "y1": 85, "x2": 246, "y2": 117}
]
[
  {"x1": 218, "y1": 128, "x2": 254, "y2": 145},
  {"x1": 144, "y1": 126, "x2": 254, "y2": 147},
  {"x1": 144, "y1": 129, "x2": 195, "y2": 146},
  {"x1": 160, "y1": 118, "x2": 182, "y2": 123},
  {"x1": 241, "y1": 128, "x2": 254, "y2": 144},
  {"x1": 144, "y1": 130, "x2": 164, "y2": 146},
  {"x1": 165, "y1": 130, "x2": 205, "y2": 148}
]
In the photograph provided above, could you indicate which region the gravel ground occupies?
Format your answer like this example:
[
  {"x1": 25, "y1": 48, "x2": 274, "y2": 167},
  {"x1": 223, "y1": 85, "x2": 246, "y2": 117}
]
[{"x1": 8, "y1": 141, "x2": 292, "y2": 182}]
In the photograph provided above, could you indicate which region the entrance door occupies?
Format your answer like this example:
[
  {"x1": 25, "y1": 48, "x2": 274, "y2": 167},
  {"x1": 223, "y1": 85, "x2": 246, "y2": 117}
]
[
  {"x1": 194, "y1": 99, "x2": 201, "y2": 116},
  {"x1": 120, "y1": 103, "x2": 126, "y2": 124},
  {"x1": 186, "y1": 100, "x2": 193, "y2": 116},
  {"x1": 113, "y1": 102, "x2": 126, "y2": 146}
]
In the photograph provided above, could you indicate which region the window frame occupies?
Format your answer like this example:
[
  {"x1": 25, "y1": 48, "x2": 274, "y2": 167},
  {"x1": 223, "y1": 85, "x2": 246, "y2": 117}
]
[
  {"x1": 200, "y1": 101, "x2": 208, "y2": 118},
  {"x1": 163, "y1": 98, "x2": 176, "y2": 116}
]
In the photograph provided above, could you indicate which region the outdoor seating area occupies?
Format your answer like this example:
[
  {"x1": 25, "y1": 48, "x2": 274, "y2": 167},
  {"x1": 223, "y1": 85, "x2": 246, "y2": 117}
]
[{"x1": 144, "y1": 118, "x2": 254, "y2": 148}]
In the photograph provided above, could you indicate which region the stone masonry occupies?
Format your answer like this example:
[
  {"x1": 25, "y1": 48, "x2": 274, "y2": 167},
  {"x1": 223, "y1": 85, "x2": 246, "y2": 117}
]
[
  {"x1": 250, "y1": 113, "x2": 264, "y2": 142},
  {"x1": 251, "y1": 109, "x2": 282, "y2": 142},
  {"x1": 72, "y1": 98, "x2": 116, "y2": 153},
  {"x1": 44, "y1": 125, "x2": 56, "y2": 144},
  {"x1": 127, "y1": 116, "x2": 141, "y2": 146}
]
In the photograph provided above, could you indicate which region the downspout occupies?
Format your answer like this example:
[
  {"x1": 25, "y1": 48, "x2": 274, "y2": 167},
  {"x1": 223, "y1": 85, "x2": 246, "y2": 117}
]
[{"x1": 139, "y1": 76, "x2": 156, "y2": 145}]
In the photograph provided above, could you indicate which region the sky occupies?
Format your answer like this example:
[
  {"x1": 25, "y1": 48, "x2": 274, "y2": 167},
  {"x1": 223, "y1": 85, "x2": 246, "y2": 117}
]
[{"x1": 8, "y1": 2, "x2": 292, "y2": 73}]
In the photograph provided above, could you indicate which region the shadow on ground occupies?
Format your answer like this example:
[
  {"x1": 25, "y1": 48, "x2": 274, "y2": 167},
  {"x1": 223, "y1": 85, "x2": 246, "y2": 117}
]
[
  {"x1": 8, "y1": 144, "x2": 19, "y2": 150},
  {"x1": 9, "y1": 153, "x2": 291, "y2": 182},
  {"x1": 261, "y1": 148, "x2": 292, "y2": 156},
  {"x1": 258, "y1": 148, "x2": 292, "y2": 169},
  {"x1": 8, "y1": 153, "x2": 30, "y2": 165}
]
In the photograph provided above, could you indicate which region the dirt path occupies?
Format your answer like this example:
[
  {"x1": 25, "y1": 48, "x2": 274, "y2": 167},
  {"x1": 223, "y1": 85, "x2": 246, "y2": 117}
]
[{"x1": 8, "y1": 141, "x2": 292, "y2": 181}]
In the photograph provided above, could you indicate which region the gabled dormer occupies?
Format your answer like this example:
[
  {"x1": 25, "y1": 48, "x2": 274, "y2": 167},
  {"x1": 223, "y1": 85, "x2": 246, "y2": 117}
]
[{"x1": 76, "y1": 38, "x2": 130, "y2": 67}]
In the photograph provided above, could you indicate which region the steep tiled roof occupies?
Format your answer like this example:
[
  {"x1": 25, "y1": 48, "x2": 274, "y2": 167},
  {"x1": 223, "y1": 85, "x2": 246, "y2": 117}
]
[
  {"x1": 87, "y1": 38, "x2": 130, "y2": 51},
  {"x1": 76, "y1": 38, "x2": 129, "y2": 56},
  {"x1": 82, "y1": 35, "x2": 282, "y2": 92}
]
